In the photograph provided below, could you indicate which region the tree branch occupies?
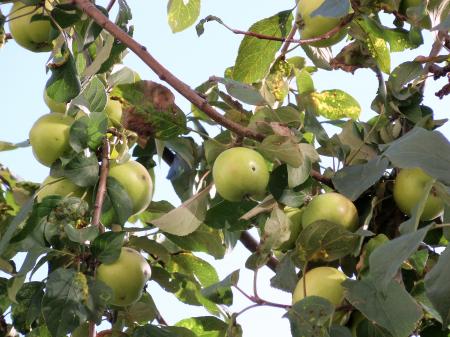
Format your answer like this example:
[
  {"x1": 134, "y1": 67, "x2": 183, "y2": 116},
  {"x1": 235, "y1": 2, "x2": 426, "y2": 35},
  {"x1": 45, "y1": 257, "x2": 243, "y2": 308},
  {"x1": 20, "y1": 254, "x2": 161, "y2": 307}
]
[
  {"x1": 73, "y1": 0, "x2": 263, "y2": 141},
  {"x1": 204, "y1": 14, "x2": 354, "y2": 46}
]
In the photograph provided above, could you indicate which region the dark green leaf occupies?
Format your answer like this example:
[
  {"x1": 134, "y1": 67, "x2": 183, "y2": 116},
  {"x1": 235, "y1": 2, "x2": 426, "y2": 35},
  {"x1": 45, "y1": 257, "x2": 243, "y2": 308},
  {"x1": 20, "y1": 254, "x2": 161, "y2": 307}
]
[
  {"x1": 11, "y1": 282, "x2": 44, "y2": 334},
  {"x1": 133, "y1": 325, "x2": 197, "y2": 337},
  {"x1": 64, "y1": 224, "x2": 99, "y2": 244},
  {"x1": 200, "y1": 270, "x2": 238, "y2": 305},
  {"x1": 51, "y1": 153, "x2": 99, "y2": 187},
  {"x1": 332, "y1": 157, "x2": 389, "y2": 201},
  {"x1": 270, "y1": 252, "x2": 298, "y2": 293},
  {"x1": 287, "y1": 296, "x2": 334, "y2": 337},
  {"x1": 205, "y1": 198, "x2": 256, "y2": 230},
  {"x1": 425, "y1": 244, "x2": 450, "y2": 326},
  {"x1": 91, "y1": 231, "x2": 125, "y2": 263},
  {"x1": 257, "y1": 135, "x2": 303, "y2": 167},
  {"x1": 46, "y1": 52, "x2": 81, "y2": 103},
  {"x1": 101, "y1": 176, "x2": 133, "y2": 226},
  {"x1": 343, "y1": 278, "x2": 422, "y2": 337},
  {"x1": 129, "y1": 236, "x2": 171, "y2": 264}
]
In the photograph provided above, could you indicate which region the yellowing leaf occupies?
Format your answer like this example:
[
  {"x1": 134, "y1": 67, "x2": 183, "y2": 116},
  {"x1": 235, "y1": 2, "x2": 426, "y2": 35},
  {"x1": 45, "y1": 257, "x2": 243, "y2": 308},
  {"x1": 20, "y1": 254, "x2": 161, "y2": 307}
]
[{"x1": 308, "y1": 89, "x2": 361, "y2": 120}]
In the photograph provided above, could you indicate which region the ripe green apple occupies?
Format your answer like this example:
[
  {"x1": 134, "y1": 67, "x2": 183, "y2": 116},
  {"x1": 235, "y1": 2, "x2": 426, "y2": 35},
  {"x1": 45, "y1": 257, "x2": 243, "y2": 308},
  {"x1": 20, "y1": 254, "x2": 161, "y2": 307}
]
[
  {"x1": 292, "y1": 266, "x2": 347, "y2": 306},
  {"x1": 297, "y1": 0, "x2": 350, "y2": 47},
  {"x1": 275, "y1": 207, "x2": 303, "y2": 251},
  {"x1": 44, "y1": 90, "x2": 67, "y2": 113},
  {"x1": 108, "y1": 160, "x2": 153, "y2": 215},
  {"x1": 393, "y1": 167, "x2": 444, "y2": 221},
  {"x1": 302, "y1": 192, "x2": 359, "y2": 231},
  {"x1": 212, "y1": 147, "x2": 269, "y2": 202},
  {"x1": 36, "y1": 176, "x2": 84, "y2": 202},
  {"x1": 8, "y1": 2, "x2": 55, "y2": 52},
  {"x1": 29, "y1": 114, "x2": 74, "y2": 167},
  {"x1": 104, "y1": 97, "x2": 123, "y2": 127},
  {"x1": 97, "y1": 247, "x2": 151, "y2": 307}
]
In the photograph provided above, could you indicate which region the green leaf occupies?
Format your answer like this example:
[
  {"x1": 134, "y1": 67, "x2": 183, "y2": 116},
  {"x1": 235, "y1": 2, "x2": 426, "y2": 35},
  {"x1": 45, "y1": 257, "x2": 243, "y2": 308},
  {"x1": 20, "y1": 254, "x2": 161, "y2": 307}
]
[
  {"x1": 270, "y1": 252, "x2": 298, "y2": 293},
  {"x1": 175, "y1": 316, "x2": 227, "y2": 337},
  {"x1": 91, "y1": 231, "x2": 125, "y2": 263},
  {"x1": 295, "y1": 68, "x2": 315, "y2": 95},
  {"x1": 42, "y1": 269, "x2": 89, "y2": 337},
  {"x1": 51, "y1": 153, "x2": 99, "y2": 187},
  {"x1": 168, "y1": 253, "x2": 219, "y2": 288},
  {"x1": 287, "y1": 296, "x2": 335, "y2": 337},
  {"x1": 69, "y1": 112, "x2": 108, "y2": 152},
  {"x1": 205, "y1": 199, "x2": 256, "y2": 230},
  {"x1": 167, "y1": 0, "x2": 200, "y2": 33},
  {"x1": 11, "y1": 282, "x2": 44, "y2": 334},
  {"x1": 425, "y1": 244, "x2": 450, "y2": 326},
  {"x1": 213, "y1": 77, "x2": 266, "y2": 106},
  {"x1": 311, "y1": 0, "x2": 351, "y2": 18},
  {"x1": 332, "y1": 157, "x2": 389, "y2": 201},
  {"x1": 257, "y1": 135, "x2": 303, "y2": 167},
  {"x1": 46, "y1": 52, "x2": 81, "y2": 104},
  {"x1": 232, "y1": 10, "x2": 293, "y2": 83},
  {"x1": 357, "y1": 17, "x2": 391, "y2": 74},
  {"x1": 386, "y1": 62, "x2": 423, "y2": 100},
  {"x1": 165, "y1": 225, "x2": 226, "y2": 259},
  {"x1": 101, "y1": 175, "x2": 133, "y2": 226},
  {"x1": 0, "y1": 141, "x2": 18, "y2": 152},
  {"x1": 369, "y1": 225, "x2": 430, "y2": 293},
  {"x1": 151, "y1": 185, "x2": 211, "y2": 236},
  {"x1": 130, "y1": 236, "x2": 171, "y2": 265},
  {"x1": 69, "y1": 75, "x2": 107, "y2": 113},
  {"x1": 343, "y1": 278, "x2": 423, "y2": 337},
  {"x1": 382, "y1": 127, "x2": 450, "y2": 185},
  {"x1": 307, "y1": 89, "x2": 361, "y2": 120},
  {"x1": 301, "y1": 45, "x2": 333, "y2": 70},
  {"x1": 64, "y1": 224, "x2": 99, "y2": 244},
  {"x1": 125, "y1": 293, "x2": 158, "y2": 324},
  {"x1": 133, "y1": 325, "x2": 197, "y2": 337},
  {"x1": 200, "y1": 270, "x2": 238, "y2": 305},
  {"x1": 293, "y1": 221, "x2": 361, "y2": 266}
]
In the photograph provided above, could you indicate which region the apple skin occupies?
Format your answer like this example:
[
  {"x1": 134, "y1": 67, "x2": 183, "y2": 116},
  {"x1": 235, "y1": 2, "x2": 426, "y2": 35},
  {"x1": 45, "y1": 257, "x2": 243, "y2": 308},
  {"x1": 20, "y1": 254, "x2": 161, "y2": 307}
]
[
  {"x1": 297, "y1": 0, "x2": 350, "y2": 47},
  {"x1": 292, "y1": 266, "x2": 347, "y2": 306},
  {"x1": 104, "y1": 97, "x2": 123, "y2": 127},
  {"x1": 44, "y1": 90, "x2": 67, "y2": 113},
  {"x1": 108, "y1": 161, "x2": 153, "y2": 215},
  {"x1": 393, "y1": 167, "x2": 444, "y2": 221},
  {"x1": 8, "y1": 2, "x2": 55, "y2": 52},
  {"x1": 29, "y1": 114, "x2": 74, "y2": 167},
  {"x1": 302, "y1": 192, "x2": 359, "y2": 231},
  {"x1": 36, "y1": 176, "x2": 84, "y2": 202},
  {"x1": 212, "y1": 147, "x2": 269, "y2": 202},
  {"x1": 97, "y1": 247, "x2": 151, "y2": 307}
]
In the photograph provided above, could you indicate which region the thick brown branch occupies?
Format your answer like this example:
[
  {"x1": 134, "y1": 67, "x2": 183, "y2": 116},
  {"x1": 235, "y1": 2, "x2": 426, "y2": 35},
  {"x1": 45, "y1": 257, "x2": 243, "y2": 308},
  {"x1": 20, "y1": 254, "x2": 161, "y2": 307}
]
[{"x1": 74, "y1": 0, "x2": 263, "y2": 141}]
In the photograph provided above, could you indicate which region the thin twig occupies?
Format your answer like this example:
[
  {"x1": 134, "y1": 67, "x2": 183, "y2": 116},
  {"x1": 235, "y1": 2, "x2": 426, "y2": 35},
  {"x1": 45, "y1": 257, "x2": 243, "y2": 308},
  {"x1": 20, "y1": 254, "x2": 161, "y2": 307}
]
[
  {"x1": 278, "y1": 23, "x2": 298, "y2": 58},
  {"x1": 91, "y1": 139, "x2": 109, "y2": 233},
  {"x1": 106, "y1": 0, "x2": 116, "y2": 12},
  {"x1": 205, "y1": 14, "x2": 354, "y2": 46}
]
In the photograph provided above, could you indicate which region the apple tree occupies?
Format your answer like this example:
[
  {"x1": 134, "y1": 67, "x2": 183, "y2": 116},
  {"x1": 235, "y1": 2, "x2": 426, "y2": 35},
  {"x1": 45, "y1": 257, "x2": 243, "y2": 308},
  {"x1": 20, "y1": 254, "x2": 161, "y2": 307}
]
[{"x1": 0, "y1": 0, "x2": 450, "y2": 336}]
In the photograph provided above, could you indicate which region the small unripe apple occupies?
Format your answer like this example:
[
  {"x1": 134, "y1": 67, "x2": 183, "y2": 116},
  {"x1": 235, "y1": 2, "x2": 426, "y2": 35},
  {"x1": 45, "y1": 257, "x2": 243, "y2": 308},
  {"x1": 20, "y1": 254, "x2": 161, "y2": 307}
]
[
  {"x1": 29, "y1": 114, "x2": 74, "y2": 167},
  {"x1": 108, "y1": 160, "x2": 153, "y2": 215},
  {"x1": 36, "y1": 176, "x2": 84, "y2": 202},
  {"x1": 393, "y1": 167, "x2": 444, "y2": 221},
  {"x1": 302, "y1": 192, "x2": 359, "y2": 231},
  {"x1": 104, "y1": 97, "x2": 123, "y2": 127},
  {"x1": 44, "y1": 90, "x2": 67, "y2": 113},
  {"x1": 297, "y1": 0, "x2": 351, "y2": 47},
  {"x1": 97, "y1": 247, "x2": 151, "y2": 307},
  {"x1": 212, "y1": 147, "x2": 269, "y2": 202},
  {"x1": 292, "y1": 266, "x2": 347, "y2": 306},
  {"x1": 8, "y1": 2, "x2": 55, "y2": 52}
]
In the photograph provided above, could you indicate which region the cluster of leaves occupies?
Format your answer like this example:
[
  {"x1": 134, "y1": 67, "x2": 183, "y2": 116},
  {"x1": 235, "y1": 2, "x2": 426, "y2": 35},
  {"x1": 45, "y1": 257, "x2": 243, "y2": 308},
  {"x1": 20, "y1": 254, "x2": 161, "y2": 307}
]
[{"x1": 0, "y1": 0, "x2": 450, "y2": 337}]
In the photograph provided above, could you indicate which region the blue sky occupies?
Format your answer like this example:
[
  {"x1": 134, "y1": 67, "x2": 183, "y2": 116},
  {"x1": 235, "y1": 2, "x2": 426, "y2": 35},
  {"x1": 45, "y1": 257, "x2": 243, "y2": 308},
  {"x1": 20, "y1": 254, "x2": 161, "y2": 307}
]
[{"x1": 1, "y1": 0, "x2": 449, "y2": 335}]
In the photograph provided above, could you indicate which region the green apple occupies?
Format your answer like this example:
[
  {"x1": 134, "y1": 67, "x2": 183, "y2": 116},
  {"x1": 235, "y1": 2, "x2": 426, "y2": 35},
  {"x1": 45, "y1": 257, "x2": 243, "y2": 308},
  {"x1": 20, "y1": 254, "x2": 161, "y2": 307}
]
[
  {"x1": 36, "y1": 176, "x2": 84, "y2": 202},
  {"x1": 393, "y1": 167, "x2": 444, "y2": 221},
  {"x1": 70, "y1": 323, "x2": 89, "y2": 337},
  {"x1": 44, "y1": 90, "x2": 67, "y2": 113},
  {"x1": 292, "y1": 266, "x2": 347, "y2": 306},
  {"x1": 275, "y1": 207, "x2": 303, "y2": 251},
  {"x1": 8, "y1": 2, "x2": 55, "y2": 52},
  {"x1": 104, "y1": 97, "x2": 123, "y2": 127},
  {"x1": 297, "y1": 0, "x2": 350, "y2": 47},
  {"x1": 29, "y1": 114, "x2": 74, "y2": 167},
  {"x1": 302, "y1": 192, "x2": 359, "y2": 231},
  {"x1": 212, "y1": 147, "x2": 269, "y2": 202},
  {"x1": 108, "y1": 160, "x2": 153, "y2": 215},
  {"x1": 97, "y1": 247, "x2": 151, "y2": 307}
]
